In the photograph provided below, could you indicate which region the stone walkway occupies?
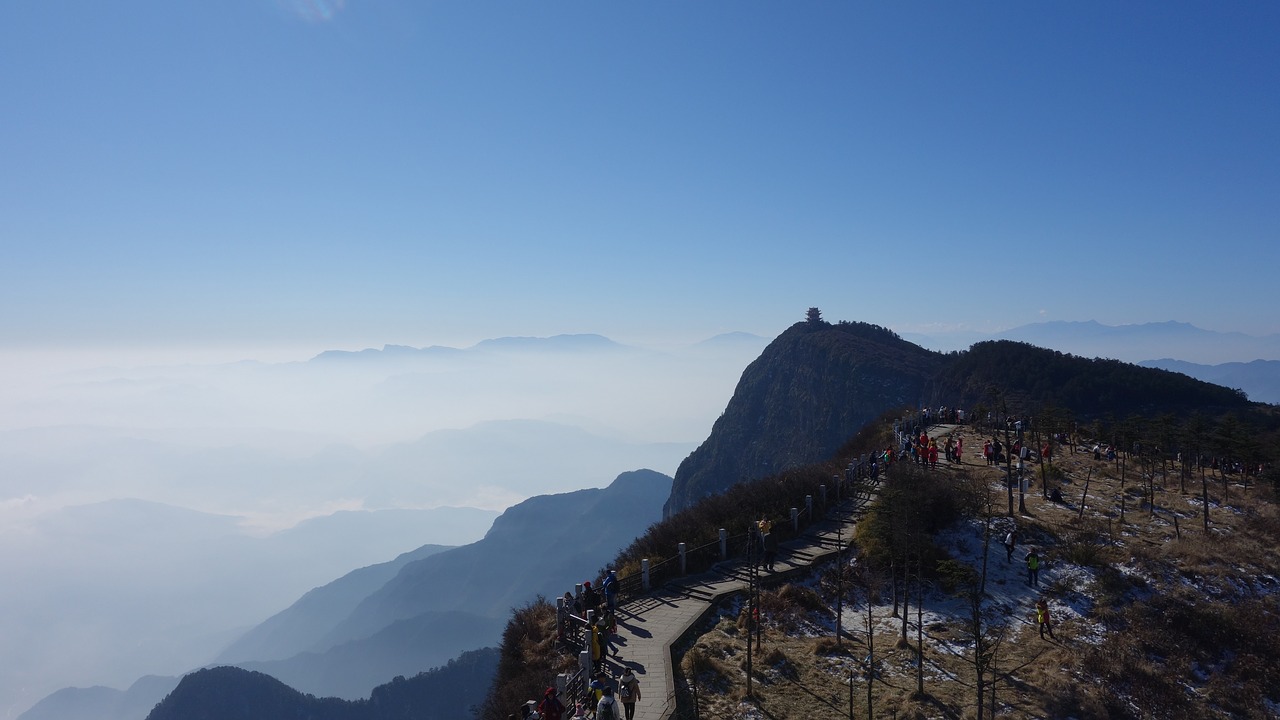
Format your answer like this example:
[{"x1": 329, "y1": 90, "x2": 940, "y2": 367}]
[
  {"x1": 587, "y1": 424, "x2": 957, "y2": 720},
  {"x1": 586, "y1": 491, "x2": 873, "y2": 720}
]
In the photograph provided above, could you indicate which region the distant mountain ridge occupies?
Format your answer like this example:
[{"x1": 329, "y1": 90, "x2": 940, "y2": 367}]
[
  {"x1": 311, "y1": 333, "x2": 626, "y2": 362},
  {"x1": 218, "y1": 544, "x2": 453, "y2": 664},
  {"x1": 3, "y1": 501, "x2": 489, "y2": 720},
  {"x1": 146, "y1": 649, "x2": 499, "y2": 720},
  {"x1": 214, "y1": 469, "x2": 672, "y2": 700},
  {"x1": 1139, "y1": 358, "x2": 1280, "y2": 405},
  {"x1": 903, "y1": 320, "x2": 1280, "y2": 365},
  {"x1": 18, "y1": 676, "x2": 177, "y2": 720}
]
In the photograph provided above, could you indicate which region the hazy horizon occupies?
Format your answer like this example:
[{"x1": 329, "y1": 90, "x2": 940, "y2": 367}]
[{"x1": 3, "y1": 1, "x2": 1277, "y2": 716}]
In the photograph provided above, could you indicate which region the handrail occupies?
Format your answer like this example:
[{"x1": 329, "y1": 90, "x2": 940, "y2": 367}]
[{"x1": 537, "y1": 454, "x2": 897, "y2": 717}]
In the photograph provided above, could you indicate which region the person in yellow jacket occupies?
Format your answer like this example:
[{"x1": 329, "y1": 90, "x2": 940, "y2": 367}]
[
  {"x1": 1035, "y1": 598, "x2": 1056, "y2": 640},
  {"x1": 757, "y1": 516, "x2": 772, "y2": 552},
  {"x1": 1025, "y1": 548, "x2": 1041, "y2": 587}
]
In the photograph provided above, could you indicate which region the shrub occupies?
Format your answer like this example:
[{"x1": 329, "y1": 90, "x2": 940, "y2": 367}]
[{"x1": 477, "y1": 598, "x2": 558, "y2": 720}]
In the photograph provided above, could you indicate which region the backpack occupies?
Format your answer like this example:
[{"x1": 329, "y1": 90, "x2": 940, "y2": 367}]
[
  {"x1": 619, "y1": 680, "x2": 633, "y2": 701},
  {"x1": 597, "y1": 698, "x2": 617, "y2": 720}
]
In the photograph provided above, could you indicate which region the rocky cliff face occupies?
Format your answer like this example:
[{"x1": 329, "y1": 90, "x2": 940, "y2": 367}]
[
  {"x1": 664, "y1": 320, "x2": 943, "y2": 515},
  {"x1": 665, "y1": 319, "x2": 1267, "y2": 517}
]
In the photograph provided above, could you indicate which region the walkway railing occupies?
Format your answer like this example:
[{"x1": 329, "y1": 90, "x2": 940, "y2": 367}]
[{"x1": 534, "y1": 444, "x2": 900, "y2": 718}]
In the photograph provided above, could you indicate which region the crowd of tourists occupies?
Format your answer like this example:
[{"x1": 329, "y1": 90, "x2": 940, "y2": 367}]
[{"x1": 530, "y1": 569, "x2": 638, "y2": 720}]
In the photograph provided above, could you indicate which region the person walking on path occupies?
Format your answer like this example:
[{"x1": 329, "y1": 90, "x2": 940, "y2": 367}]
[
  {"x1": 1004, "y1": 529, "x2": 1017, "y2": 562},
  {"x1": 595, "y1": 686, "x2": 620, "y2": 720},
  {"x1": 617, "y1": 668, "x2": 641, "y2": 720},
  {"x1": 1036, "y1": 598, "x2": 1056, "y2": 639},
  {"x1": 1025, "y1": 548, "x2": 1042, "y2": 587}
]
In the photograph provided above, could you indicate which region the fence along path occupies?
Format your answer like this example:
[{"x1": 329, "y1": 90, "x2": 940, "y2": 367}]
[
  {"x1": 589, "y1": 423, "x2": 955, "y2": 720},
  {"x1": 589, "y1": 477, "x2": 878, "y2": 720}
]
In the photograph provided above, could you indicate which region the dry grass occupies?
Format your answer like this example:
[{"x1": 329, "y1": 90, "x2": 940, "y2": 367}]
[{"x1": 670, "y1": 426, "x2": 1280, "y2": 719}]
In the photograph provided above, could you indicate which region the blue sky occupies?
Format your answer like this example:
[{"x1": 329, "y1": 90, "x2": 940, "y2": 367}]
[{"x1": 3, "y1": 1, "x2": 1278, "y2": 356}]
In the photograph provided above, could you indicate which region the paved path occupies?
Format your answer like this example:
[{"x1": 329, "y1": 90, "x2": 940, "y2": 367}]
[
  {"x1": 585, "y1": 492, "x2": 872, "y2": 720},
  {"x1": 587, "y1": 424, "x2": 958, "y2": 720}
]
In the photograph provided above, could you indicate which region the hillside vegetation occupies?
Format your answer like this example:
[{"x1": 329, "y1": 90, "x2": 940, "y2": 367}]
[
  {"x1": 666, "y1": 314, "x2": 1270, "y2": 517},
  {"x1": 670, "y1": 421, "x2": 1280, "y2": 719},
  {"x1": 484, "y1": 312, "x2": 1280, "y2": 719},
  {"x1": 146, "y1": 649, "x2": 498, "y2": 720}
]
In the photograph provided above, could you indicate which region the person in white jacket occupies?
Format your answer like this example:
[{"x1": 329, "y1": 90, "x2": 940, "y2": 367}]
[{"x1": 596, "y1": 686, "x2": 620, "y2": 720}]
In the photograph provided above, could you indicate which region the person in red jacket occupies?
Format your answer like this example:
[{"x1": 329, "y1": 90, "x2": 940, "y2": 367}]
[{"x1": 537, "y1": 687, "x2": 565, "y2": 720}]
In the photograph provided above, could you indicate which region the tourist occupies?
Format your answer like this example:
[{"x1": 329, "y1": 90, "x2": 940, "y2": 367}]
[
  {"x1": 1036, "y1": 598, "x2": 1056, "y2": 639},
  {"x1": 602, "y1": 569, "x2": 619, "y2": 613},
  {"x1": 1025, "y1": 548, "x2": 1042, "y2": 587},
  {"x1": 595, "y1": 686, "x2": 620, "y2": 720},
  {"x1": 618, "y1": 668, "x2": 641, "y2": 720},
  {"x1": 537, "y1": 687, "x2": 565, "y2": 720}
]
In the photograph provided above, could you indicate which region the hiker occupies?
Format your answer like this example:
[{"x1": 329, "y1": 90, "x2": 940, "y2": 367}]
[
  {"x1": 618, "y1": 668, "x2": 641, "y2": 720},
  {"x1": 582, "y1": 581, "x2": 600, "y2": 615},
  {"x1": 1025, "y1": 548, "x2": 1042, "y2": 587},
  {"x1": 602, "y1": 569, "x2": 619, "y2": 613},
  {"x1": 1004, "y1": 529, "x2": 1016, "y2": 562},
  {"x1": 1036, "y1": 598, "x2": 1056, "y2": 639},
  {"x1": 588, "y1": 672, "x2": 609, "y2": 710},
  {"x1": 983, "y1": 439, "x2": 992, "y2": 465},
  {"x1": 955, "y1": 436, "x2": 963, "y2": 463},
  {"x1": 594, "y1": 610, "x2": 617, "y2": 659},
  {"x1": 757, "y1": 516, "x2": 772, "y2": 553},
  {"x1": 596, "y1": 686, "x2": 620, "y2": 720},
  {"x1": 537, "y1": 687, "x2": 565, "y2": 720}
]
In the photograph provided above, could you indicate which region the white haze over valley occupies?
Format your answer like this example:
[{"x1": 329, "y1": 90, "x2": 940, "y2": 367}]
[
  {"x1": 4, "y1": 320, "x2": 1273, "y2": 719},
  {"x1": 0, "y1": 333, "x2": 767, "y2": 720}
]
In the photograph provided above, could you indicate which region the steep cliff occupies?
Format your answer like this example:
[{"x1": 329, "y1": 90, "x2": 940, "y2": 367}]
[{"x1": 665, "y1": 319, "x2": 943, "y2": 515}]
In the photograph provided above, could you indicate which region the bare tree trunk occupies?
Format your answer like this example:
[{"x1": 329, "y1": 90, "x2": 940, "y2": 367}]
[
  {"x1": 900, "y1": 562, "x2": 910, "y2": 645},
  {"x1": 916, "y1": 558, "x2": 924, "y2": 697},
  {"x1": 1119, "y1": 455, "x2": 1127, "y2": 524},
  {"x1": 866, "y1": 602, "x2": 874, "y2": 720},
  {"x1": 891, "y1": 558, "x2": 899, "y2": 618},
  {"x1": 1078, "y1": 468, "x2": 1092, "y2": 520},
  {"x1": 1202, "y1": 465, "x2": 1210, "y2": 532}
]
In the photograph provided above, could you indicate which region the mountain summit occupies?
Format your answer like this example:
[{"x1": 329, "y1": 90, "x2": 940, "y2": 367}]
[{"x1": 665, "y1": 319, "x2": 942, "y2": 515}]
